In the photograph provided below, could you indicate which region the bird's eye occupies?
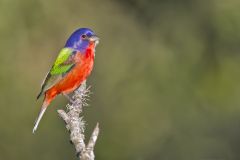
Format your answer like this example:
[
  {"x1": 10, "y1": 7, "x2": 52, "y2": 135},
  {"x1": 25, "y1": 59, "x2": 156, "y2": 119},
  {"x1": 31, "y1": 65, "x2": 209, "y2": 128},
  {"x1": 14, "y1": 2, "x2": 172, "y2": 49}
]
[{"x1": 81, "y1": 34, "x2": 87, "y2": 39}]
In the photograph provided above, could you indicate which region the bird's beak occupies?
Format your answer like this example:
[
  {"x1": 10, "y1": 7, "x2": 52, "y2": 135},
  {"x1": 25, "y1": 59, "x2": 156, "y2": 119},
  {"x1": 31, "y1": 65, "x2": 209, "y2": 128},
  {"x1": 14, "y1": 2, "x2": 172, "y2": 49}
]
[{"x1": 89, "y1": 35, "x2": 100, "y2": 42}]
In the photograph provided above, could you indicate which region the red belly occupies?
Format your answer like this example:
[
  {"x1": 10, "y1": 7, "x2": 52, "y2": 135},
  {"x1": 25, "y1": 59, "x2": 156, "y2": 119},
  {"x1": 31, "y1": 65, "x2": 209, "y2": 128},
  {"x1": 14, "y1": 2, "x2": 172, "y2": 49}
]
[
  {"x1": 47, "y1": 53, "x2": 94, "y2": 97},
  {"x1": 58, "y1": 59, "x2": 93, "y2": 94}
]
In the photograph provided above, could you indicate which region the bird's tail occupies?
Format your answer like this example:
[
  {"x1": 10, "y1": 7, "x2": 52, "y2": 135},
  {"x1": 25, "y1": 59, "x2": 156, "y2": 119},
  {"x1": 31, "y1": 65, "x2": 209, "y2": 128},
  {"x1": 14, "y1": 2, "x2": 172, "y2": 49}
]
[{"x1": 32, "y1": 100, "x2": 49, "y2": 134}]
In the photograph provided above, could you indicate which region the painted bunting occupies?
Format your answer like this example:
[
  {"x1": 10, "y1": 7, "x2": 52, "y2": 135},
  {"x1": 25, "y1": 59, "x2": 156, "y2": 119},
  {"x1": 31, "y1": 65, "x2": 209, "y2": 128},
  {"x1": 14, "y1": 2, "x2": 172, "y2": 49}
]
[{"x1": 33, "y1": 28, "x2": 99, "y2": 133}]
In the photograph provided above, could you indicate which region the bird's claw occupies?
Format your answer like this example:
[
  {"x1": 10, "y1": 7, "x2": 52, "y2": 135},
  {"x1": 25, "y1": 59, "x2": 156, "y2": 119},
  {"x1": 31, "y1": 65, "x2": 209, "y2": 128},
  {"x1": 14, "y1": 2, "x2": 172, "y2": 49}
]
[{"x1": 63, "y1": 94, "x2": 75, "y2": 104}]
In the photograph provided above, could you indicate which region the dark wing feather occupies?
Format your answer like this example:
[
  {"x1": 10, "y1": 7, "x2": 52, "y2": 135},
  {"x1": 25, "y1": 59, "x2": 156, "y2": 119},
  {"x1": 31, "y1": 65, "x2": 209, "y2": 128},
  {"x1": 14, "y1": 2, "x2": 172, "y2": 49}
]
[{"x1": 36, "y1": 48, "x2": 76, "y2": 99}]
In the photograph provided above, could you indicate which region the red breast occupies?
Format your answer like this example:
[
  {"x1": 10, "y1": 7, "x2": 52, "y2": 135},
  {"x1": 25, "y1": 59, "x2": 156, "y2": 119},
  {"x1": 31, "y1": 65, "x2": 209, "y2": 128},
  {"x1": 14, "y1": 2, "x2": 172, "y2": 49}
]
[{"x1": 45, "y1": 43, "x2": 95, "y2": 101}]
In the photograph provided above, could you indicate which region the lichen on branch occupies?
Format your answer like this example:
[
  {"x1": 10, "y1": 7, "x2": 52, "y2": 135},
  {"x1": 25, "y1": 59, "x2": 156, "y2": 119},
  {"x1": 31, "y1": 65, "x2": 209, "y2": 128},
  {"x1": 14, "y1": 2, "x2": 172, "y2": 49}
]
[{"x1": 57, "y1": 81, "x2": 99, "y2": 160}]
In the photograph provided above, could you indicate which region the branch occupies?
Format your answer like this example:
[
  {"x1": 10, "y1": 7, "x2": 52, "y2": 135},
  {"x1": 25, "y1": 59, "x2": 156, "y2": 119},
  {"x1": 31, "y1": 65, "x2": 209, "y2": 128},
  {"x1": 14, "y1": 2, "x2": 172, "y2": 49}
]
[{"x1": 57, "y1": 81, "x2": 99, "y2": 160}]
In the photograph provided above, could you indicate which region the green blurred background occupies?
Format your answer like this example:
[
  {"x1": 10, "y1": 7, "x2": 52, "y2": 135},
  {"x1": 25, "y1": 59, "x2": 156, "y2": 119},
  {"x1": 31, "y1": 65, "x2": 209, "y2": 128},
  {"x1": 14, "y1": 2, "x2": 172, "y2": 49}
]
[{"x1": 1, "y1": 0, "x2": 240, "y2": 159}]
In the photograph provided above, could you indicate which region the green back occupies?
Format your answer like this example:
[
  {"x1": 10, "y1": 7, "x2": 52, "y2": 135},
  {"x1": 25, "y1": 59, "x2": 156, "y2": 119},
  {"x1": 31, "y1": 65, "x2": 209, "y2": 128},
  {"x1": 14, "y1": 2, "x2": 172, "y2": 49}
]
[
  {"x1": 37, "y1": 48, "x2": 75, "y2": 99},
  {"x1": 50, "y1": 48, "x2": 74, "y2": 75}
]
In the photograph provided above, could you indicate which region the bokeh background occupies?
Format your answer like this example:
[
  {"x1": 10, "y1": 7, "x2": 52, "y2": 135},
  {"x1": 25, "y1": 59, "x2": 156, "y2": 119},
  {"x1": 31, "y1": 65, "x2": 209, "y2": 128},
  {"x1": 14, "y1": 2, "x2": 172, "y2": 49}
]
[{"x1": 1, "y1": 0, "x2": 240, "y2": 159}]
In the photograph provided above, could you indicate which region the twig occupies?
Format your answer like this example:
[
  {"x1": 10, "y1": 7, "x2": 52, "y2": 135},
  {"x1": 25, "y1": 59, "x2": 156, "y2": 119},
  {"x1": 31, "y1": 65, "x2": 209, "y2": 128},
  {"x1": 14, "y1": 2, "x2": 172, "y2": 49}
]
[{"x1": 57, "y1": 81, "x2": 99, "y2": 160}]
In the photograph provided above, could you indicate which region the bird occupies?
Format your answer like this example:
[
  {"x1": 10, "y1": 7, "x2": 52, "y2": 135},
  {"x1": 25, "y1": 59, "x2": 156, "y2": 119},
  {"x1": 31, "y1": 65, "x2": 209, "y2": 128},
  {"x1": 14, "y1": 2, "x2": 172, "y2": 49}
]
[{"x1": 33, "y1": 28, "x2": 99, "y2": 133}]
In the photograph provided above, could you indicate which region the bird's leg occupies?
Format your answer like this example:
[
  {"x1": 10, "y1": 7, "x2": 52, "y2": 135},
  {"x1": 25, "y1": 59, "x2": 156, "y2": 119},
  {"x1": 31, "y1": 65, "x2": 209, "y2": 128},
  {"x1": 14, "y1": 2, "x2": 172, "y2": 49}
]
[{"x1": 63, "y1": 93, "x2": 74, "y2": 104}]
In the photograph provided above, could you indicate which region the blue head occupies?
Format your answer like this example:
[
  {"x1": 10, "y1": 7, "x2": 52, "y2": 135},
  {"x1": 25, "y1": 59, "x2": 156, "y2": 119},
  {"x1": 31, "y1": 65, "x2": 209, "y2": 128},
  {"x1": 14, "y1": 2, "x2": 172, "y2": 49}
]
[{"x1": 64, "y1": 28, "x2": 99, "y2": 53}]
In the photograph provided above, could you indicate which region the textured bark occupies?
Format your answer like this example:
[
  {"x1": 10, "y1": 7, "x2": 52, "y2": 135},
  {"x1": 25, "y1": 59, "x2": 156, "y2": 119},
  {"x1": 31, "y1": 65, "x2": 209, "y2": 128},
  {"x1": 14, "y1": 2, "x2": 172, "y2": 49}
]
[{"x1": 58, "y1": 82, "x2": 99, "y2": 160}]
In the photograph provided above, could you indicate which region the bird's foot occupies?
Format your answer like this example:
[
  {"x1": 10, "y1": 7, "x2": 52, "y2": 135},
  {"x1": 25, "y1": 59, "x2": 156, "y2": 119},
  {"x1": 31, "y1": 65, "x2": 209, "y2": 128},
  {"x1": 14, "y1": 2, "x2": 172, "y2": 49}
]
[{"x1": 63, "y1": 94, "x2": 74, "y2": 104}]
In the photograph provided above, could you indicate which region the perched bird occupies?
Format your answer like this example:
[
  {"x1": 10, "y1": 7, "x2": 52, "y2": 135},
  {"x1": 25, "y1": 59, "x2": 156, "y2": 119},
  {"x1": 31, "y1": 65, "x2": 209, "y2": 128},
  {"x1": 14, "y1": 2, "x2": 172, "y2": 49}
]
[{"x1": 33, "y1": 28, "x2": 99, "y2": 133}]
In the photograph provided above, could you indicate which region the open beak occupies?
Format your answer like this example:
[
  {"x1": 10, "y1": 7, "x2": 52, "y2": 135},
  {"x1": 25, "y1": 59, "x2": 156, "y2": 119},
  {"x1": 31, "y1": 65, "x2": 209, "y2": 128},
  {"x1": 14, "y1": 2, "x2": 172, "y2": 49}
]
[{"x1": 89, "y1": 35, "x2": 99, "y2": 42}]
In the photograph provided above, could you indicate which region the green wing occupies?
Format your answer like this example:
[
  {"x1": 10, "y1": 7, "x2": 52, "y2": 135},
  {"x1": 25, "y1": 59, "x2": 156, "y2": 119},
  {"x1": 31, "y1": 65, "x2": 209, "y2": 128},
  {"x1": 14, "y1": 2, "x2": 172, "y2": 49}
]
[
  {"x1": 50, "y1": 48, "x2": 75, "y2": 75},
  {"x1": 37, "y1": 48, "x2": 76, "y2": 99}
]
